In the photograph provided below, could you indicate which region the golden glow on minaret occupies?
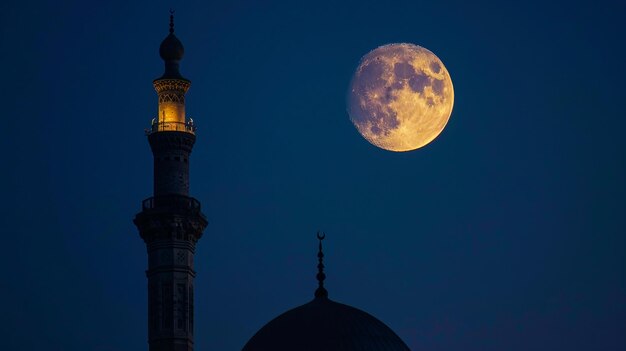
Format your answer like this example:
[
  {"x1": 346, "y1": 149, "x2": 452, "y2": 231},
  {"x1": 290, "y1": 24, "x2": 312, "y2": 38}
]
[
  {"x1": 151, "y1": 78, "x2": 194, "y2": 133},
  {"x1": 147, "y1": 10, "x2": 195, "y2": 134}
]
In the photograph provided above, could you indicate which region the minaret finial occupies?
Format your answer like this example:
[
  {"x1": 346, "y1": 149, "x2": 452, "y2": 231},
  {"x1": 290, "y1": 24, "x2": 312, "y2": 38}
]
[
  {"x1": 169, "y1": 9, "x2": 175, "y2": 34},
  {"x1": 315, "y1": 231, "x2": 328, "y2": 299}
]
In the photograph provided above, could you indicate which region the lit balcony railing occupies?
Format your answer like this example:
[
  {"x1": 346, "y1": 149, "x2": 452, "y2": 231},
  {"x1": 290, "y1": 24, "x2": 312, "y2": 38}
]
[{"x1": 146, "y1": 119, "x2": 196, "y2": 135}]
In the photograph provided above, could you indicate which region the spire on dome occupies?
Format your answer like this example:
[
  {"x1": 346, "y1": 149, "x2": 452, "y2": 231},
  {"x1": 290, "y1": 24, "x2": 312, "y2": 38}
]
[
  {"x1": 169, "y1": 9, "x2": 175, "y2": 34},
  {"x1": 315, "y1": 232, "x2": 328, "y2": 299},
  {"x1": 157, "y1": 10, "x2": 187, "y2": 80}
]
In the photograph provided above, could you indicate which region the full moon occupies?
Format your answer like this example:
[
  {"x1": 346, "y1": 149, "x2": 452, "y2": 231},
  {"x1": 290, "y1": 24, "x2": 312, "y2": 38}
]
[{"x1": 348, "y1": 43, "x2": 454, "y2": 152}]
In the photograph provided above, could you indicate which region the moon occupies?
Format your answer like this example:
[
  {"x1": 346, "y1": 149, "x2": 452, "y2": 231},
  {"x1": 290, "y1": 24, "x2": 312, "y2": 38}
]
[{"x1": 347, "y1": 43, "x2": 454, "y2": 152}]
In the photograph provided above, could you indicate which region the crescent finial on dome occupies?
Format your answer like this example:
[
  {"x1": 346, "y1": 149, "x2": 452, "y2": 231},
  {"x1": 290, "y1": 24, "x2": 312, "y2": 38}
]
[{"x1": 315, "y1": 231, "x2": 328, "y2": 299}]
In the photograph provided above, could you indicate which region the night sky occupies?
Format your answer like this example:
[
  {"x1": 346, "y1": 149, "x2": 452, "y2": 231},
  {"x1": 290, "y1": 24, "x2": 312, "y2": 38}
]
[{"x1": 2, "y1": 0, "x2": 625, "y2": 350}]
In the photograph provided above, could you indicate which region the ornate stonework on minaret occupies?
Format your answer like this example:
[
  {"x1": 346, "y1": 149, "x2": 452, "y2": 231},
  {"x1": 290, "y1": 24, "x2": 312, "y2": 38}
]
[{"x1": 134, "y1": 12, "x2": 207, "y2": 351}]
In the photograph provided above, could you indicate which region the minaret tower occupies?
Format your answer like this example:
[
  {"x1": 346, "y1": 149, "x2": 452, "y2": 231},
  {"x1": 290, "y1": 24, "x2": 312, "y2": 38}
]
[{"x1": 134, "y1": 12, "x2": 207, "y2": 351}]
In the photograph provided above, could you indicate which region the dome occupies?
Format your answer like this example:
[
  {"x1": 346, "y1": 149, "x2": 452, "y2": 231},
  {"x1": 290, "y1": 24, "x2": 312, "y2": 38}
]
[
  {"x1": 159, "y1": 33, "x2": 184, "y2": 61},
  {"x1": 242, "y1": 296, "x2": 410, "y2": 351},
  {"x1": 242, "y1": 233, "x2": 410, "y2": 350},
  {"x1": 155, "y1": 13, "x2": 188, "y2": 81}
]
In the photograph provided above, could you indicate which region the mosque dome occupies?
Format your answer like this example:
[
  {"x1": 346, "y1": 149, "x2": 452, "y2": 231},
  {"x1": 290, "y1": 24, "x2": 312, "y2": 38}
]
[
  {"x1": 242, "y1": 233, "x2": 411, "y2": 351},
  {"x1": 242, "y1": 296, "x2": 410, "y2": 351}
]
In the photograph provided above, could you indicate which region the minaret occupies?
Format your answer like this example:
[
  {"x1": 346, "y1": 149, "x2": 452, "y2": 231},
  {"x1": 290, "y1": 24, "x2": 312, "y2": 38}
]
[{"x1": 134, "y1": 12, "x2": 208, "y2": 351}]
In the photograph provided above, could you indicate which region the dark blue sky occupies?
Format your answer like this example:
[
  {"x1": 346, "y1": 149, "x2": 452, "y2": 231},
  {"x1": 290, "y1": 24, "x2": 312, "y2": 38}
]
[{"x1": 2, "y1": 0, "x2": 625, "y2": 350}]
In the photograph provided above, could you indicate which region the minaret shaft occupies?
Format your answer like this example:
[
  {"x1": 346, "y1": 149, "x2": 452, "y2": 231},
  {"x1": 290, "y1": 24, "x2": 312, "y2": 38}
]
[
  {"x1": 136, "y1": 193, "x2": 206, "y2": 351},
  {"x1": 145, "y1": 239, "x2": 198, "y2": 351},
  {"x1": 149, "y1": 131, "x2": 194, "y2": 196}
]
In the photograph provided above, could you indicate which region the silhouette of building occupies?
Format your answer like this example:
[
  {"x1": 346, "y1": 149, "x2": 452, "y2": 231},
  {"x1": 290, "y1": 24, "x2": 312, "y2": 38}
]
[
  {"x1": 242, "y1": 234, "x2": 410, "y2": 351},
  {"x1": 136, "y1": 15, "x2": 410, "y2": 351},
  {"x1": 134, "y1": 12, "x2": 208, "y2": 351}
]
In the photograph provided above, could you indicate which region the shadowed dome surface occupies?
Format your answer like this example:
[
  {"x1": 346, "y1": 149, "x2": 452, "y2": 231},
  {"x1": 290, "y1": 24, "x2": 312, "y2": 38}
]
[
  {"x1": 159, "y1": 33, "x2": 184, "y2": 61},
  {"x1": 242, "y1": 296, "x2": 411, "y2": 351},
  {"x1": 156, "y1": 13, "x2": 187, "y2": 80}
]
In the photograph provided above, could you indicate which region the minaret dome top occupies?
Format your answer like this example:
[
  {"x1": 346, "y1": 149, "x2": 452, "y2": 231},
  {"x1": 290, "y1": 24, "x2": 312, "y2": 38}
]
[
  {"x1": 159, "y1": 34, "x2": 184, "y2": 61},
  {"x1": 157, "y1": 11, "x2": 187, "y2": 80}
]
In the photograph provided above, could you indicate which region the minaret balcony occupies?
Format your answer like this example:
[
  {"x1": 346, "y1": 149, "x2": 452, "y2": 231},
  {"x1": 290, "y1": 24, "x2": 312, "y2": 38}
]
[
  {"x1": 142, "y1": 194, "x2": 203, "y2": 213},
  {"x1": 146, "y1": 119, "x2": 196, "y2": 135}
]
